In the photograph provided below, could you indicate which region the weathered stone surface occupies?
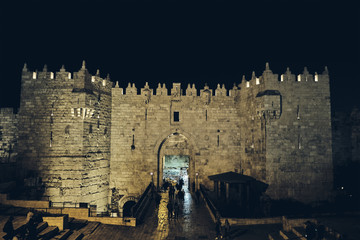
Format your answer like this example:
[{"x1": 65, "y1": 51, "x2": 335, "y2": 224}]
[
  {"x1": 0, "y1": 108, "x2": 18, "y2": 163},
  {"x1": 0, "y1": 62, "x2": 335, "y2": 212},
  {"x1": 16, "y1": 63, "x2": 112, "y2": 212}
]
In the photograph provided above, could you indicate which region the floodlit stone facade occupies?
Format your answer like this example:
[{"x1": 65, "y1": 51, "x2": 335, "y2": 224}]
[
  {"x1": 1, "y1": 62, "x2": 334, "y2": 213},
  {"x1": 0, "y1": 108, "x2": 17, "y2": 164}
]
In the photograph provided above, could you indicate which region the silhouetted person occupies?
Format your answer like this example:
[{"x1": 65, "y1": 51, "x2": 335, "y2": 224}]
[
  {"x1": 169, "y1": 186, "x2": 175, "y2": 200},
  {"x1": 162, "y1": 179, "x2": 169, "y2": 191},
  {"x1": 178, "y1": 189, "x2": 184, "y2": 201},
  {"x1": 26, "y1": 217, "x2": 37, "y2": 240},
  {"x1": 305, "y1": 221, "x2": 316, "y2": 240},
  {"x1": 316, "y1": 223, "x2": 325, "y2": 240},
  {"x1": 224, "y1": 219, "x2": 231, "y2": 239},
  {"x1": 179, "y1": 178, "x2": 184, "y2": 187},
  {"x1": 3, "y1": 215, "x2": 14, "y2": 240},
  {"x1": 167, "y1": 202, "x2": 173, "y2": 219},
  {"x1": 174, "y1": 202, "x2": 179, "y2": 219}
]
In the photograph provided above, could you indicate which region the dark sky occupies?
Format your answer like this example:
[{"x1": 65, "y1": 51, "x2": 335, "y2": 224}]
[{"x1": 0, "y1": 0, "x2": 359, "y2": 112}]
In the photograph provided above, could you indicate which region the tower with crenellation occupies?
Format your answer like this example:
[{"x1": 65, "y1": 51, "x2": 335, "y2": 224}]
[
  {"x1": 17, "y1": 61, "x2": 112, "y2": 212},
  {"x1": 2, "y1": 61, "x2": 333, "y2": 214}
]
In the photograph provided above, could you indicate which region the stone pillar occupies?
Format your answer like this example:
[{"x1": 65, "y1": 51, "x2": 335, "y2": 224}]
[
  {"x1": 217, "y1": 181, "x2": 221, "y2": 198},
  {"x1": 226, "y1": 183, "x2": 230, "y2": 203},
  {"x1": 119, "y1": 208, "x2": 123, "y2": 218}
]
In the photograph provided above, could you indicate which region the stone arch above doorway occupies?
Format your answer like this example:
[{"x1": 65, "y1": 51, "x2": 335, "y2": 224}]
[
  {"x1": 153, "y1": 128, "x2": 199, "y2": 155},
  {"x1": 118, "y1": 195, "x2": 137, "y2": 217},
  {"x1": 154, "y1": 128, "x2": 199, "y2": 191}
]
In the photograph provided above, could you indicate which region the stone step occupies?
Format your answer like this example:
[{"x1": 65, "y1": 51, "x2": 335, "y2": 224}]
[
  {"x1": 37, "y1": 221, "x2": 49, "y2": 233},
  {"x1": 292, "y1": 226, "x2": 306, "y2": 240},
  {"x1": 50, "y1": 229, "x2": 73, "y2": 240},
  {"x1": 227, "y1": 226, "x2": 247, "y2": 239},
  {"x1": 66, "y1": 231, "x2": 84, "y2": 240},
  {"x1": 279, "y1": 230, "x2": 298, "y2": 240},
  {"x1": 38, "y1": 226, "x2": 59, "y2": 240},
  {"x1": 268, "y1": 232, "x2": 285, "y2": 240},
  {"x1": 69, "y1": 219, "x2": 88, "y2": 230},
  {"x1": 80, "y1": 221, "x2": 100, "y2": 236}
]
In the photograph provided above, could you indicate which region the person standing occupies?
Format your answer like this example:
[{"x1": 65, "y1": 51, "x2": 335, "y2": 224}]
[
  {"x1": 26, "y1": 217, "x2": 37, "y2": 240},
  {"x1": 167, "y1": 201, "x2": 173, "y2": 219},
  {"x1": 174, "y1": 202, "x2": 179, "y2": 220},
  {"x1": 3, "y1": 215, "x2": 14, "y2": 240},
  {"x1": 305, "y1": 221, "x2": 316, "y2": 240},
  {"x1": 224, "y1": 219, "x2": 231, "y2": 239}
]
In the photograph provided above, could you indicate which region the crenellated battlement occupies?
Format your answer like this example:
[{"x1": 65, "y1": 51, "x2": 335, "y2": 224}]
[
  {"x1": 112, "y1": 62, "x2": 329, "y2": 98},
  {"x1": 21, "y1": 61, "x2": 113, "y2": 93},
  {"x1": 6, "y1": 59, "x2": 334, "y2": 209}
]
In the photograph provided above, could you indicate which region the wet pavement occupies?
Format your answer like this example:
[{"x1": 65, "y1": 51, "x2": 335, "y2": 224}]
[
  {"x1": 155, "y1": 188, "x2": 217, "y2": 240},
  {"x1": 87, "y1": 187, "x2": 217, "y2": 240}
]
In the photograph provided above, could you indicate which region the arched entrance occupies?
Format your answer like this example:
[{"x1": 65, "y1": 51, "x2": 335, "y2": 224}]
[
  {"x1": 156, "y1": 131, "x2": 198, "y2": 192},
  {"x1": 123, "y1": 200, "x2": 136, "y2": 217}
]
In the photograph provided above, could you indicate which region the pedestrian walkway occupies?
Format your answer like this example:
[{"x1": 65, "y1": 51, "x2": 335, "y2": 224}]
[{"x1": 81, "y1": 187, "x2": 216, "y2": 239}]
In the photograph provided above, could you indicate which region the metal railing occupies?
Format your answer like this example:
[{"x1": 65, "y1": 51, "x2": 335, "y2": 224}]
[
  {"x1": 200, "y1": 184, "x2": 220, "y2": 219},
  {"x1": 131, "y1": 182, "x2": 154, "y2": 221}
]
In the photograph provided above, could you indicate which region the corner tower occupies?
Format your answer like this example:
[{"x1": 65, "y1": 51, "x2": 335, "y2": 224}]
[{"x1": 17, "y1": 62, "x2": 112, "y2": 212}]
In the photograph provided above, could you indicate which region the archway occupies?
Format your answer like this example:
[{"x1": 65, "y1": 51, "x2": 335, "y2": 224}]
[
  {"x1": 156, "y1": 131, "x2": 198, "y2": 192},
  {"x1": 163, "y1": 155, "x2": 190, "y2": 188},
  {"x1": 123, "y1": 200, "x2": 136, "y2": 217}
]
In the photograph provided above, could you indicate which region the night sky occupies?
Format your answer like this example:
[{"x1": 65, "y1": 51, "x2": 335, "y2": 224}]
[{"x1": 0, "y1": 0, "x2": 359, "y2": 112}]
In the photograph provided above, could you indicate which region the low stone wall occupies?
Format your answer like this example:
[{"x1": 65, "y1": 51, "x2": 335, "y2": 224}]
[
  {"x1": 0, "y1": 193, "x2": 136, "y2": 227},
  {"x1": 38, "y1": 208, "x2": 90, "y2": 219},
  {"x1": 86, "y1": 217, "x2": 136, "y2": 227},
  {"x1": 43, "y1": 215, "x2": 68, "y2": 231},
  {"x1": 0, "y1": 193, "x2": 50, "y2": 208},
  {"x1": 222, "y1": 217, "x2": 282, "y2": 226}
]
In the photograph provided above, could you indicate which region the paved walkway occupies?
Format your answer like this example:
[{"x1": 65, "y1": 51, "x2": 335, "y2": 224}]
[{"x1": 87, "y1": 188, "x2": 217, "y2": 239}]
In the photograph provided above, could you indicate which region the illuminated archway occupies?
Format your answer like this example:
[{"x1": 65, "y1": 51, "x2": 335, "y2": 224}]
[{"x1": 154, "y1": 129, "x2": 199, "y2": 192}]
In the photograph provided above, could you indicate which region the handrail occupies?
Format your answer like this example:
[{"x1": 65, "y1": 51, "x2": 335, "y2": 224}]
[
  {"x1": 200, "y1": 184, "x2": 220, "y2": 219},
  {"x1": 132, "y1": 182, "x2": 154, "y2": 219}
]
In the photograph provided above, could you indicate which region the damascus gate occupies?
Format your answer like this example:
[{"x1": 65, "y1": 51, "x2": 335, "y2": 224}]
[{"x1": 4, "y1": 61, "x2": 333, "y2": 214}]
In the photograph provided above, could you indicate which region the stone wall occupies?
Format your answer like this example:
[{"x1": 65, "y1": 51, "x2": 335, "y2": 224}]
[
  {"x1": 0, "y1": 108, "x2": 18, "y2": 164},
  {"x1": 7, "y1": 61, "x2": 334, "y2": 212},
  {"x1": 17, "y1": 62, "x2": 112, "y2": 212},
  {"x1": 110, "y1": 63, "x2": 333, "y2": 204},
  {"x1": 260, "y1": 66, "x2": 333, "y2": 202},
  {"x1": 332, "y1": 111, "x2": 352, "y2": 167},
  {"x1": 111, "y1": 82, "x2": 242, "y2": 202}
]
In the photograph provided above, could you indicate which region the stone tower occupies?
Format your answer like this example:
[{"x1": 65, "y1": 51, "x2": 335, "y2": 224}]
[{"x1": 17, "y1": 62, "x2": 112, "y2": 212}]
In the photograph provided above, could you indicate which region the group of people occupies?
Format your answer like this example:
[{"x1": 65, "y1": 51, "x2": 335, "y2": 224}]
[
  {"x1": 161, "y1": 178, "x2": 187, "y2": 220},
  {"x1": 3, "y1": 210, "x2": 41, "y2": 240}
]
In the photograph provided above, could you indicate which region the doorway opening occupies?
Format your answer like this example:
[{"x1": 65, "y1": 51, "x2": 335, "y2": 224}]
[
  {"x1": 163, "y1": 155, "x2": 189, "y2": 188},
  {"x1": 123, "y1": 200, "x2": 136, "y2": 217}
]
